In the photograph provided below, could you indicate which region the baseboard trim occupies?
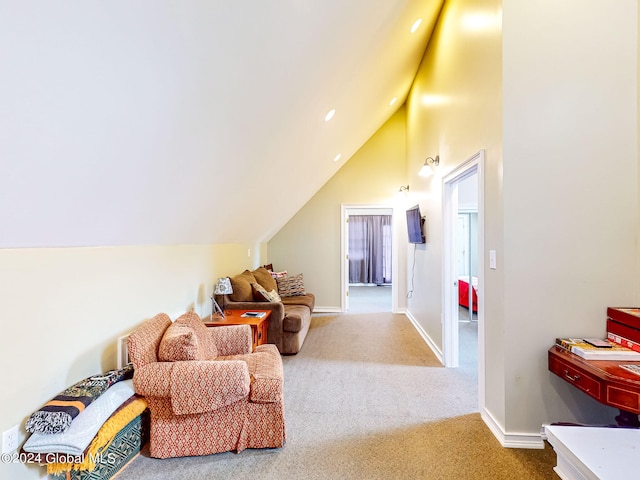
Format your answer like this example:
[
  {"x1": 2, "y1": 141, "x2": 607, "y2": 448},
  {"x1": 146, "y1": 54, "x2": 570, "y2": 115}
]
[
  {"x1": 404, "y1": 310, "x2": 444, "y2": 365},
  {"x1": 481, "y1": 408, "x2": 545, "y2": 449},
  {"x1": 313, "y1": 306, "x2": 342, "y2": 313}
]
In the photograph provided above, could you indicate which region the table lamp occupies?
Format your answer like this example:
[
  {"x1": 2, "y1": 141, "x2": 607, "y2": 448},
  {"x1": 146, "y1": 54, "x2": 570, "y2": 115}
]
[{"x1": 212, "y1": 277, "x2": 233, "y2": 318}]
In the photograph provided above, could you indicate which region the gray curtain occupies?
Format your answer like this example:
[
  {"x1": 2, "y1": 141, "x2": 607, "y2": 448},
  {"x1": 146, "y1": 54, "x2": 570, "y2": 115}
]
[{"x1": 348, "y1": 215, "x2": 392, "y2": 284}]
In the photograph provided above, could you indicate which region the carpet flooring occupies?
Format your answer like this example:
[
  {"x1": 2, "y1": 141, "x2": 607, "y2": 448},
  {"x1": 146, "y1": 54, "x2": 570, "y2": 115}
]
[{"x1": 115, "y1": 311, "x2": 557, "y2": 480}]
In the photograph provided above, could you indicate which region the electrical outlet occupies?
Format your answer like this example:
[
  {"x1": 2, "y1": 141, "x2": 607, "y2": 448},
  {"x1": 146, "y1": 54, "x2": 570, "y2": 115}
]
[{"x1": 2, "y1": 425, "x2": 19, "y2": 453}]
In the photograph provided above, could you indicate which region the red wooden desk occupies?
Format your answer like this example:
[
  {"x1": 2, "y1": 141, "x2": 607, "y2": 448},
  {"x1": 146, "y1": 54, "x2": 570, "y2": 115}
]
[{"x1": 548, "y1": 345, "x2": 640, "y2": 426}]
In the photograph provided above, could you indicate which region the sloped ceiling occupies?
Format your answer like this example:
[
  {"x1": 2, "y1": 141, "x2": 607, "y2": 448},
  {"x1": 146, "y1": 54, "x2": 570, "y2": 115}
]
[{"x1": 0, "y1": 1, "x2": 443, "y2": 248}]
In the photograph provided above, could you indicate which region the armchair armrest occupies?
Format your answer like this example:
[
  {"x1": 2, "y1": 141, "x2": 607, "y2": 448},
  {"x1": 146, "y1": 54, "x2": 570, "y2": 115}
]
[
  {"x1": 170, "y1": 360, "x2": 250, "y2": 415},
  {"x1": 208, "y1": 324, "x2": 252, "y2": 356},
  {"x1": 133, "y1": 360, "x2": 250, "y2": 415},
  {"x1": 133, "y1": 362, "x2": 172, "y2": 397}
]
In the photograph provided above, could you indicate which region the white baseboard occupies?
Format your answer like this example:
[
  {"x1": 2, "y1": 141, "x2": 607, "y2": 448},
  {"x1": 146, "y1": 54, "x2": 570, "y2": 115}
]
[
  {"x1": 313, "y1": 306, "x2": 342, "y2": 313},
  {"x1": 481, "y1": 408, "x2": 545, "y2": 449},
  {"x1": 404, "y1": 310, "x2": 444, "y2": 364}
]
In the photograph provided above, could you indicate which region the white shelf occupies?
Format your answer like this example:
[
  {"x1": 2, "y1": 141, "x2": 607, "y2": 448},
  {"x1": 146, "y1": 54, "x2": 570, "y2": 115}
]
[{"x1": 545, "y1": 424, "x2": 640, "y2": 480}]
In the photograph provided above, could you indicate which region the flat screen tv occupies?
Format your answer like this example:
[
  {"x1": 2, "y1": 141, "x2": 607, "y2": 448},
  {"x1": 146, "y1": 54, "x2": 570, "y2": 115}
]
[{"x1": 406, "y1": 205, "x2": 425, "y2": 244}]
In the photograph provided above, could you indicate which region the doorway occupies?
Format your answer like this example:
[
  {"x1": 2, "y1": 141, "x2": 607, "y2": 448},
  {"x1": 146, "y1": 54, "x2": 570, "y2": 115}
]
[
  {"x1": 442, "y1": 151, "x2": 485, "y2": 408},
  {"x1": 341, "y1": 205, "x2": 397, "y2": 313}
]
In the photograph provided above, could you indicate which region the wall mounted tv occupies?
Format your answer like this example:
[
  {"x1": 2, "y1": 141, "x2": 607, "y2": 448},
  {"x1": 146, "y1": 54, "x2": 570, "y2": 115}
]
[{"x1": 406, "y1": 205, "x2": 425, "y2": 244}]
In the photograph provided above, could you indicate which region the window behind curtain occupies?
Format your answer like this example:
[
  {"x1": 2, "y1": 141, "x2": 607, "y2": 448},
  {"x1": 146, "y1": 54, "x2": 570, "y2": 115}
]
[{"x1": 348, "y1": 215, "x2": 392, "y2": 284}]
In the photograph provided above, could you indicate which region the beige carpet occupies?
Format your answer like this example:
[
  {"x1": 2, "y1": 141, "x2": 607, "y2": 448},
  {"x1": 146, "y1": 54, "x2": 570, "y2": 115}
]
[{"x1": 115, "y1": 312, "x2": 558, "y2": 479}]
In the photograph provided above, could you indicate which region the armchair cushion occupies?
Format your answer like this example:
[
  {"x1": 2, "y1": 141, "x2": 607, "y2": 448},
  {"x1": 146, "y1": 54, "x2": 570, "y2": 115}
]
[
  {"x1": 169, "y1": 361, "x2": 250, "y2": 415},
  {"x1": 158, "y1": 322, "x2": 202, "y2": 362}
]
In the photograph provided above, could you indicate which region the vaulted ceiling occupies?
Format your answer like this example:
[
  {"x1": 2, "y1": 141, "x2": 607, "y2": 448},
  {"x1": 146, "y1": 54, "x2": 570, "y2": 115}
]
[{"x1": 0, "y1": 1, "x2": 444, "y2": 248}]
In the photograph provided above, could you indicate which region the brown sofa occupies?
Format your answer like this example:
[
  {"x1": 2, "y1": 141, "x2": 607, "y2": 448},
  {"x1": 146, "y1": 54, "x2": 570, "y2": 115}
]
[{"x1": 216, "y1": 267, "x2": 315, "y2": 355}]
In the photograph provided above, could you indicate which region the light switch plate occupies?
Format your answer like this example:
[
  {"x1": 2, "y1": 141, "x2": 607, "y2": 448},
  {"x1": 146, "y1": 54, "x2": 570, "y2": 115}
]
[{"x1": 489, "y1": 250, "x2": 497, "y2": 270}]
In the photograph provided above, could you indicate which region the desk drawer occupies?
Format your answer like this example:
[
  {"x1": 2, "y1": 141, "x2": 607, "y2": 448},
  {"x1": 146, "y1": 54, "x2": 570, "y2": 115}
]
[
  {"x1": 606, "y1": 385, "x2": 640, "y2": 413},
  {"x1": 549, "y1": 354, "x2": 602, "y2": 400}
]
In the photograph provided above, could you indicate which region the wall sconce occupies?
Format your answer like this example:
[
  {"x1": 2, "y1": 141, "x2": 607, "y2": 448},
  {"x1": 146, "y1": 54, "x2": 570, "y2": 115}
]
[
  {"x1": 419, "y1": 155, "x2": 440, "y2": 177},
  {"x1": 399, "y1": 185, "x2": 410, "y2": 193}
]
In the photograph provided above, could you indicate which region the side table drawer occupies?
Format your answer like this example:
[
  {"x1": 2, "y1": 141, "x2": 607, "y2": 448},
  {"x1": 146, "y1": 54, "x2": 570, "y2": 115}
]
[{"x1": 549, "y1": 354, "x2": 602, "y2": 401}]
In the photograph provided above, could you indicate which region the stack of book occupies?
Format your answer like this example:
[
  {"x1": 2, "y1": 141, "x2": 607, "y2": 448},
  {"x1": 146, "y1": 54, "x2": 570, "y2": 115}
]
[
  {"x1": 607, "y1": 307, "x2": 640, "y2": 353},
  {"x1": 555, "y1": 337, "x2": 640, "y2": 361}
]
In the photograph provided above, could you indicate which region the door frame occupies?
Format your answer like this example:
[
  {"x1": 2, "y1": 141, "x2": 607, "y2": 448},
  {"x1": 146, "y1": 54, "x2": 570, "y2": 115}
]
[
  {"x1": 341, "y1": 204, "x2": 397, "y2": 312},
  {"x1": 442, "y1": 150, "x2": 485, "y2": 408}
]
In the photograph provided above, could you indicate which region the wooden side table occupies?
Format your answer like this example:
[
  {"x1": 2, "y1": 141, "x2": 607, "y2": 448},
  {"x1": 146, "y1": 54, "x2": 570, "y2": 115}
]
[{"x1": 205, "y1": 310, "x2": 270, "y2": 351}]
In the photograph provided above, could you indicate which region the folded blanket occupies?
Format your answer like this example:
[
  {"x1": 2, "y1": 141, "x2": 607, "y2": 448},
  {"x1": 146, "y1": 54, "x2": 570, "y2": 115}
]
[
  {"x1": 23, "y1": 380, "x2": 135, "y2": 456},
  {"x1": 25, "y1": 364, "x2": 133, "y2": 434},
  {"x1": 46, "y1": 395, "x2": 148, "y2": 475}
]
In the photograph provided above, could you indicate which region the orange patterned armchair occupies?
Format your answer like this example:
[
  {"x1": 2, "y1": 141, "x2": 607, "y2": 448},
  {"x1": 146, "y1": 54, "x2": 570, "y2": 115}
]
[{"x1": 127, "y1": 311, "x2": 285, "y2": 459}]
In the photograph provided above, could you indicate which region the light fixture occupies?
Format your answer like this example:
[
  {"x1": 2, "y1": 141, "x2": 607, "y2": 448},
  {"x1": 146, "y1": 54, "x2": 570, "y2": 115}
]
[
  {"x1": 390, "y1": 97, "x2": 398, "y2": 106},
  {"x1": 333, "y1": 153, "x2": 342, "y2": 162},
  {"x1": 324, "y1": 109, "x2": 336, "y2": 122},
  {"x1": 399, "y1": 185, "x2": 410, "y2": 193},
  {"x1": 212, "y1": 277, "x2": 233, "y2": 319},
  {"x1": 419, "y1": 155, "x2": 440, "y2": 177},
  {"x1": 411, "y1": 18, "x2": 423, "y2": 33}
]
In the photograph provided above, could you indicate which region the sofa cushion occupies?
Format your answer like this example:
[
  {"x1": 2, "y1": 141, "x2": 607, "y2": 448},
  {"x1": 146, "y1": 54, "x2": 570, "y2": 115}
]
[
  {"x1": 229, "y1": 270, "x2": 257, "y2": 302},
  {"x1": 281, "y1": 293, "x2": 314, "y2": 311},
  {"x1": 252, "y1": 267, "x2": 278, "y2": 292},
  {"x1": 158, "y1": 322, "x2": 202, "y2": 362},
  {"x1": 277, "y1": 273, "x2": 306, "y2": 297},
  {"x1": 174, "y1": 311, "x2": 218, "y2": 359}
]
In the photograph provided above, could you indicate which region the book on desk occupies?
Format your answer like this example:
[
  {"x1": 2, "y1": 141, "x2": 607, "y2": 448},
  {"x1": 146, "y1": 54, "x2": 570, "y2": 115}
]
[
  {"x1": 241, "y1": 311, "x2": 266, "y2": 318},
  {"x1": 555, "y1": 337, "x2": 640, "y2": 361}
]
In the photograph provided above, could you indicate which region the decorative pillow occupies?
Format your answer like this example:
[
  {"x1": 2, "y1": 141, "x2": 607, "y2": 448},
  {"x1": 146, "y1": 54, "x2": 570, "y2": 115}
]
[
  {"x1": 251, "y1": 282, "x2": 271, "y2": 302},
  {"x1": 252, "y1": 266, "x2": 278, "y2": 292},
  {"x1": 158, "y1": 322, "x2": 202, "y2": 362},
  {"x1": 174, "y1": 311, "x2": 218, "y2": 359},
  {"x1": 276, "y1": 273, "x2": 306, "y2": 297},
  {"x1": 265, "y1": 289, "x2": 281, "y2": 302},
  {"x1": 270, "y1": 270, "x2": 288, "y2": 279},
  {"x1": 229, "y1": 270, "x2": 257, "y2": 302}
]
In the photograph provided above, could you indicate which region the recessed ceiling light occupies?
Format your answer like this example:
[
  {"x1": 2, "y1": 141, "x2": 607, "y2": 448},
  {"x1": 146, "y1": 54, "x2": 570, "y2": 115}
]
[
  {"x1": 333, "y1": 153, "x2": 342, "y2": 162},
  {"x1": 411, "y1": 18, "x2": 422, "y2": 33},
  {"x1": 325, "y1": 109, "x2": 336, "y2": 122},
  {"x1": 390, "y1": 97, "x2": 398, "y2": 106}
]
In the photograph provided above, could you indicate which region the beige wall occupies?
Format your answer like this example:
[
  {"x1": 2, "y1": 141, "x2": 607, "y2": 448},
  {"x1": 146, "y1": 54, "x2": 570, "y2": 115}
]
[
  {"x1": 405, "y1": 0, "x2": 505, "y2": 421},
  {"x1": 267, "y1": 107, "x2": 407, "y2": 310},
  {"x1": 0, "y1": 243, "x2": 257, "y2": 480},
  {"x1": 502, "y1": 0, "x2": 639, "y2": 432}
]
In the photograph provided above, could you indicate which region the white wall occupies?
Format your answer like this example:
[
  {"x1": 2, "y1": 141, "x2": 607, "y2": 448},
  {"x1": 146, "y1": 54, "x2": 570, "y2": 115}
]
[
  {"x1": 405, "y1": 0, "x2": 504, "y2": 421},
  {"x1": 268, "y1": 108, "x2": 407, "y2": 311},
  {"x1": 0, "y1": 243, "x2": 257, "y2": 480},
  {"x1": 502, "y1": 0, "x2": 639, "y2": 432}
]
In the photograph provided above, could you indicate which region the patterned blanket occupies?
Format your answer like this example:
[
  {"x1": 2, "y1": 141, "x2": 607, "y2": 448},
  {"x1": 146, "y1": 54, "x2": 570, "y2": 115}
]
[{"x1": 25, "y1": 364, "x2": 134, "y2": 435}]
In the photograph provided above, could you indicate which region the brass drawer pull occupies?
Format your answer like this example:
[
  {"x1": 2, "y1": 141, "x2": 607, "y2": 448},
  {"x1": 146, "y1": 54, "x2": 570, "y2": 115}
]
[{"x1": 564, "y1": 369, "x2": 580, "y2": 382}]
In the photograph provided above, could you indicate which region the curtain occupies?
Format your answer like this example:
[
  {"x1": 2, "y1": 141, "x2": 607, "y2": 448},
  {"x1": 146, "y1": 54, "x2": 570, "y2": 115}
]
[{"x1": 348, "y1": 215, "x2": 392, "y2": 284}]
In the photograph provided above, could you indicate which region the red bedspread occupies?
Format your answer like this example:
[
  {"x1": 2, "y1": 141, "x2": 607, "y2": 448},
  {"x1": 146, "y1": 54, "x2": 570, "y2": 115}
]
[{"x1": 458, "y1": 276, "x2": 477, "y2": 313}]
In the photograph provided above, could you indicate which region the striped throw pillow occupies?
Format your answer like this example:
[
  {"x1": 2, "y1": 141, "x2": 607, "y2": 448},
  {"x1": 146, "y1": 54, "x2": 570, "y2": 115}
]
[{"x1": 276, "y1": 273, "x2": 305, "y2": 297}]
